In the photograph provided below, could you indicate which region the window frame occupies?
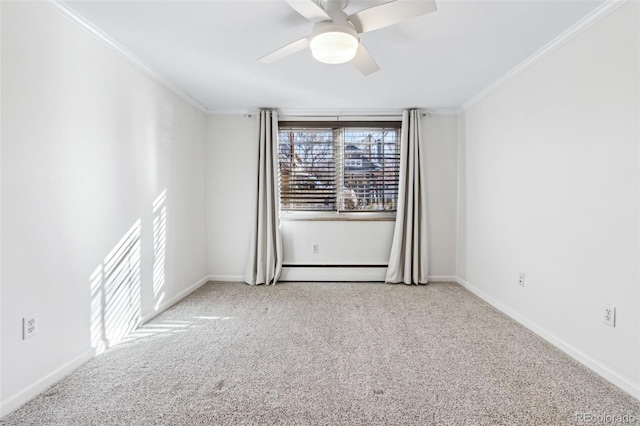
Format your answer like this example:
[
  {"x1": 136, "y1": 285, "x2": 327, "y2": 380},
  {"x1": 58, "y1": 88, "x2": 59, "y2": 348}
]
[{"x1": 278, "y1": 120, "x2": 401, "y2": 221}]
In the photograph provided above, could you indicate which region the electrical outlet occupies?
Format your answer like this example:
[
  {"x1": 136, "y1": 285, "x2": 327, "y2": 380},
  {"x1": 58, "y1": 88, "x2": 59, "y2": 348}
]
[
  {"x1": 312, "y1": 243, "x2": 319, "y2": 254},
  {"x1": 518, "y1": 273, "x2": 525, "y2": 287},
  {"x1": 603, "y1": 304, "x2": 616, "y2": 327},
  {"x1": 23, "y1": 314, "x2": 38, "y2": 339}
]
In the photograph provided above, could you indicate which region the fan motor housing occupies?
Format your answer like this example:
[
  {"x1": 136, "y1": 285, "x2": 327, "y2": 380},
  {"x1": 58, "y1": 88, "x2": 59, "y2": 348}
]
[
  {"x1": 320, "y1": 0, "x2": 348, "y2": 12},
  {"x1": 310, "y1": 21, "x2": 357, "y2": 40}
]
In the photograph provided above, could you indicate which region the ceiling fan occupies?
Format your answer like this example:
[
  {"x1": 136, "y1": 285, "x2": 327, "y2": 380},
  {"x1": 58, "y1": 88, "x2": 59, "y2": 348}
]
[{"x1": 258, "y1": 0, "x2": 437, "y2": 76}]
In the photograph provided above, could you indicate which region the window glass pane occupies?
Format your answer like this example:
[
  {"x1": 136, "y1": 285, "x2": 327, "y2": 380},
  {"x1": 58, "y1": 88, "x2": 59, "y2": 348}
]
[
  {"x1": 278, "y1": 129, "x2": 336, "y2": 211},
  {"x1": 341, "y1": 128, "x2": 399, "y2": 211}
]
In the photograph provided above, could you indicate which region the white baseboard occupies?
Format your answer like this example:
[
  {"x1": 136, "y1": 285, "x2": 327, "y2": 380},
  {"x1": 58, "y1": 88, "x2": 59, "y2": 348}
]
[
  {"x1": 141, "y1": 275, "x2": 210, "y2": 323},
  {"x1": 456, "y1": 277, "x2": 640, "y2": 400},
  {"x1": 280, "y1": 267, "x2": 387, "y2": 282},
  {"x1": 0, "y1": 348, "x2": 95, "y2": 418},
  {"x1": 279, "y1": 269, "x2": 459, "y2": 283},
  {"x1": 428, "y1": 275, "x2": 458, "y2": 282},
  {"x1": 207, "y1": 274, "x2": 243, "y2": 282}
]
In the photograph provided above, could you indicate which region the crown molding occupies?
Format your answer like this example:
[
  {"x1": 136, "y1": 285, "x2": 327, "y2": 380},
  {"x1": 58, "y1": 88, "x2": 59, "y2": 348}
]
[
  {"x1": 461, "y1": 0, "x2": 628, "y2": 112},
  {"x1": 429, "y1": 108, "x2": 464, "y2": 117},
  {"x1": 205, "y1": 109, "x2": 254, "y2": 116},
  {"x1": 43, "y1": 0, "x2": 208, "y2": 114}
]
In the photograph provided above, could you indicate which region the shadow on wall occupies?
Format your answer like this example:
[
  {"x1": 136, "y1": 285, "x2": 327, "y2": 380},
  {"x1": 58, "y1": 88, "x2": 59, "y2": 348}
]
[
  {"x1": 89, "y1": 219, "x2": 142, "y2": 355},
  {"x1": 152, "y1": 189, "x2": 167, "y2": 310},
  {"x1": 88, "y1": 189, "x2": 169, "y2": 354}
]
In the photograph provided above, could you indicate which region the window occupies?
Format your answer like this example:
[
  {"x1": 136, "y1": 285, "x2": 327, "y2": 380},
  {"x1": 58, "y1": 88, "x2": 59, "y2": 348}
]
[{"x1": 278, "y1": 122, "x2": 400, "y2": 213}]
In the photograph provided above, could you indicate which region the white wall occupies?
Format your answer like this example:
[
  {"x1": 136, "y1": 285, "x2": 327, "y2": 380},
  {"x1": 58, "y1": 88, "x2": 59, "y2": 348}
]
[
  {"x1": 459, "y1": 1, "x2": 639, "y2": 397},
  {"x1": 422, "y1": 115, "x2": 458, "y2": 277},
  {"x1": 206, "y1": 115, "x2": 258, "y2": 280},
  {"x1": 207, "y1": 114, "x2": 458, "y2": 281},
  {"x1": 1, "y1": 1, "x2": 208, "y2": 414}
]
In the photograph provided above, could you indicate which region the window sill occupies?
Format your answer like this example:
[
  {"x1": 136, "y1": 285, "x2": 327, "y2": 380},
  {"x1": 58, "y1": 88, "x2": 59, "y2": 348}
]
[{"x1": 280, "y1": 211, "x2": 396, "y2": 222}]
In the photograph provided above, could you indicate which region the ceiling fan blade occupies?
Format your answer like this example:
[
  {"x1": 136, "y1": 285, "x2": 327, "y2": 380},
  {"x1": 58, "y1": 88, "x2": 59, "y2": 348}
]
[
  {"x1": 258, "y1": 37, "x2": 310, "y2": 64},
  {"x1": 349, "y1": 0, "x2": 437, "y2": 34},
  {"x1": 284, "y1": 0, "x2": 330, "y2": 23},
  {"x1": 351, "y1": 43, "x2": 379, "y2": 76}
]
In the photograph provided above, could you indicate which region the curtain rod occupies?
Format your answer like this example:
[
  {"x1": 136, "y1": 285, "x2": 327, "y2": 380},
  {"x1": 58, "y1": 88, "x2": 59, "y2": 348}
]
[{"x1": 244, "y1": 112, "x2": 430, "y2": 119}]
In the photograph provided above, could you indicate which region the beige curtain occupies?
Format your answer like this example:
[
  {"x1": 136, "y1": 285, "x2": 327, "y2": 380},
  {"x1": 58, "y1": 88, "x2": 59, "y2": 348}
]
[
  {"x1": 385, "y1": 109, "x2": 429, "y2": 285},
  {"x1": 244, "y1": 110, "x2": 282, "y2": 285}
]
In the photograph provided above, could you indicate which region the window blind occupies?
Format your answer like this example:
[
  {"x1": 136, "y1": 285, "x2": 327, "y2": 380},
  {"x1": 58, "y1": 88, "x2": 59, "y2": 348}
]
[
  {"x1": 278, "y1": 128, "x2": 337, "y2": 211},
  {"x1": 278, "y1": 123, "x2": 400, "y2": 213}
]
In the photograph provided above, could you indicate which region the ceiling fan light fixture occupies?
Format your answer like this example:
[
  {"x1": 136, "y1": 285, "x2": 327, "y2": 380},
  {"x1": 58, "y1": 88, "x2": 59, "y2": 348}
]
[{"x1": 310, "y1": 27, "x2": 358, "y2": 64}]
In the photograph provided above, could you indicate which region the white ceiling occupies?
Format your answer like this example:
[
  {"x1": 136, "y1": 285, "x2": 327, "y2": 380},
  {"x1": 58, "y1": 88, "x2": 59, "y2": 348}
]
[{"x1": 63, "y1": 0, "x2": 604, "y2": 113}]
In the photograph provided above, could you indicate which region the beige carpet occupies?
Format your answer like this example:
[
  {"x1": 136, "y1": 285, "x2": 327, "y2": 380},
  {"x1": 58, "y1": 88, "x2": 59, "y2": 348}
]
[{"x1": 2, "y1": 281, "x2": 639, "y2": 425}]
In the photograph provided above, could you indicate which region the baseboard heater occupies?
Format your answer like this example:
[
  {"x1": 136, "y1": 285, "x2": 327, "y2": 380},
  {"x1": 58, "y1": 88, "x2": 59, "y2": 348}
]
[{"x1": 280, "y1": 264, "x2": 388, "y2": 282}]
